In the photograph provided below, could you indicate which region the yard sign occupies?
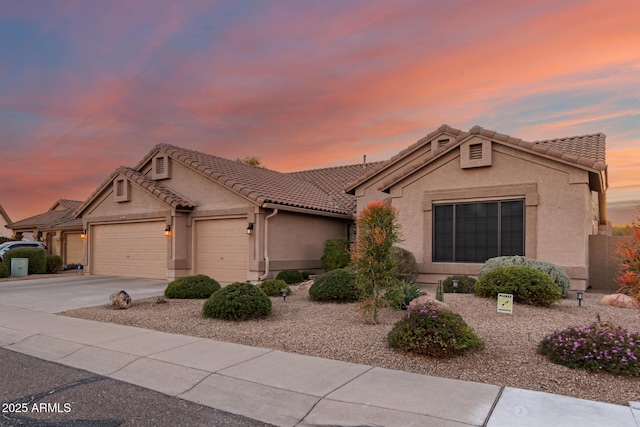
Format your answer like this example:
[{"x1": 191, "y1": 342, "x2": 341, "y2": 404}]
[{"x1": 497, "y1": 293, "x2": 513, "y2": 314}]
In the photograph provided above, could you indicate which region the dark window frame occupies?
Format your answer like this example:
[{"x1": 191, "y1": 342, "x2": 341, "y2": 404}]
[{"x1": 433, "y1": 199, "x2": 525, "y2": 263}]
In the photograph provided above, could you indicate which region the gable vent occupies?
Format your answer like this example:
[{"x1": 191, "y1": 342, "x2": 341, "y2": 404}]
[
  {"x1": 116, "y1": 180, "x2": 124, "y2": 197},
  {"x1": 152, "y1": 154, "x2": 170, "y2": 180},
  {"x1": 114, "y1": 178, "x2": 130, "y2": 202},
  {"x1": 469, "y1": 143, "x2": 483, "y2": 160},
  {"x1": 156, "y1": 156, "x2": 165, "y2": 175},
  {"x1": 437, "y1": 139, "x2": 449, "y2": 149}
]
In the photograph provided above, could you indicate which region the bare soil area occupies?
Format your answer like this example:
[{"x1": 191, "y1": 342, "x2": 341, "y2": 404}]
[{"x1": 60, "y1": 287, "x2": 640, "y2": 406}]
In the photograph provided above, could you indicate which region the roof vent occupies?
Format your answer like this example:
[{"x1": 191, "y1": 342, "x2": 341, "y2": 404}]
[{"x1": 152, "y1": 154, "x2": 171, "y2": 180}]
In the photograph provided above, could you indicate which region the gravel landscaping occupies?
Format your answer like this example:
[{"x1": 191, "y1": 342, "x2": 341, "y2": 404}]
[{"x1": 60, "y1": 285, "x2": 640, "y2": 406}]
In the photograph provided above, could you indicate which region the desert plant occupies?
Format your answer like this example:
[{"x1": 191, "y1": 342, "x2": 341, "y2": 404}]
[
  {"x1": 164, "y1": 275, "x2": 221, "y2": 299},
  {"x1": 353, "y1": 201, "x2": 402, "y2": 323},
  {"x1": 616, "y1": 208, "x2": 640, "y2": 306},
  {"x1": 388, "y1": 303, "x2": 483, "y2": 357},
  {"x1": 259, "y1": 279, "x2": 292, "y2": 297},
  {"x1": 479, "y1": 256, "x2": 570, "y2": 298},
  {"x1": 203, "y1": 282, "x2": 272, "y2": 321},
  {"x1": 538, "y1": 316, "x2": 640, "y2": 377},
  {"x1": 321, "y1": 238, "x2": 351, "y2": 271},
  {"x1": 475, "y1": 266, "x2": 562, "y2": 307},
  {"x1": 309, "y1": 268, "x2": 358, "y2": 302},
  {"x1": 2, "y1": 248, "x2": 46, "y2": 274},
  {"x1": 391, "y1": 246, "x2": 418, "y2": 282},
  {"x1": 275, "y1": 269, "x2": 304, "y2": 284},
  {"x1": 45, "y1": 255, "x2": 63, "y2": 274},
  {"x1": 443, "y1": 275, "x2": 476, "y2": 293},
  {"x1": 387, "y1": 281, "x2": 421, "y2": 309}
]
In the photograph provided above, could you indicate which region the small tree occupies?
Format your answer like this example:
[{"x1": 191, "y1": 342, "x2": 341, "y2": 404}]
[
  {"x1": 321, "y1": 237, "x2": 351, "y2": 271},
  {"x1": 616, "y1": 208, "x2": 640, "y2": 307},
  {"x1": 353, "y1": 201, "x2": 402, "y2": 324}
]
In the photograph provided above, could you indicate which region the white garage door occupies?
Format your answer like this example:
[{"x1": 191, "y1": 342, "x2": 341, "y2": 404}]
[
  {"x1": 91, "y1": 221, "x2": 167, "y2": 279},
  {"x1": 65, "y1": 233, "x2": 84, "y2": 265},
  {"x1": 195, "y1": 218, "x2": 247, "y2": 283}
]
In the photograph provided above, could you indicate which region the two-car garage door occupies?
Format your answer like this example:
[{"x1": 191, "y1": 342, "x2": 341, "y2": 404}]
[{"x1": 91, "y1": 221, "x2": 167, "y2": 279}]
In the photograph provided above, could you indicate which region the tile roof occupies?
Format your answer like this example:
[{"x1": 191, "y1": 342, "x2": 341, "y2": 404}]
[
  {"x1": 155, "y1": 144, "x2": 374, "y2": 215},
  {"x1": 7, "y1": 199, "x2": 83, "y2": 231},
  {"x1": 0, "y1": 204, "x2": 11, "y2": 224},
  {"x1": 346, "y1": 124, "x2": 607, "y2": 194},
  {"x1": 116, "y1": 167, "x2": 196, "y2": 210}
]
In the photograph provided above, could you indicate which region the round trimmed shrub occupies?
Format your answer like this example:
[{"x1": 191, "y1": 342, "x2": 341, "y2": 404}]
[
  {"x1": 203, "y1": 282, "x2": 271, "y2": 321},
  {"x1": 391, "y1": 247, "x2": 418, "y2": 282},
  {"x1": 475, "y1": 266, "x2": 562, "y2": 307},
  {"x1": 309, "y1": 268, "x2": 357, "y2": 302},
  {"x1": 164, "y1": 275, "x2": 221, "y2": 299},
  {"x1": 479, "y1": 256, "x2": 570, "y2": 298},
  {"x1": 259, "y1": 279, "x2": 292, "y2": 297},
  {"x1": 46, "y1": 255, "x2": 63, "y2": 274},
  {"x1": 443, "y1": 275, "x2": 476, "y2": 293},
  {"x1": 275, "y1": 269, "x2": 304, "y2": 284},
  {"x1": 388, "y1": 304, "x2": 483, "y2": 357}
]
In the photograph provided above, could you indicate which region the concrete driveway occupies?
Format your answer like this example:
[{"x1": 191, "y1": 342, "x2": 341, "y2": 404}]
[{"x1": 0, "y1": 274, "x2": 167, "y2": 312}]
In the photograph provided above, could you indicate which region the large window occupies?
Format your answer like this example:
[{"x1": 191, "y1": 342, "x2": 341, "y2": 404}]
[{"x1": 433, "y1": 199, "x2": 524, "y2": 262}]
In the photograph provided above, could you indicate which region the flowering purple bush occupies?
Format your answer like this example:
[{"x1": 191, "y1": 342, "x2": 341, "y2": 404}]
[
  {"x1": 388, "y1": 304, "x2": 483, "y2": 357},
  {"x1": 537, "y1": 317, "x2": 640, "y2": 377}
]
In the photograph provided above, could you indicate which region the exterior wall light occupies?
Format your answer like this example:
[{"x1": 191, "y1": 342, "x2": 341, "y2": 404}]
[
  {"x1": 81, "y1": 229, "x2": 87, "y2": 239},
  {"x1": 576, "y1": 290, "x2": 585, "y2": 307},
  {"x1": 246, "y1": 223, "x2": 254, "y2": 234},
  {"x1": 164, "y1": 225, "x2": 171, "y2": 237}
]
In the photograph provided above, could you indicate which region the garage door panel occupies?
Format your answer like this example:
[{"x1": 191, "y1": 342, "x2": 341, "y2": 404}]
[
  {"x1": 195, "y1": 219, "x2": 247, "y2": 283},
  {"x1": 92, "y1": 221, "x2": 167, "y2": 279}
]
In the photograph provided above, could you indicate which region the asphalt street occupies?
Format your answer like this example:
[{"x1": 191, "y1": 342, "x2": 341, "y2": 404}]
[{"x1": 0, "y1": 347, "x2": 275, "y2": 427}]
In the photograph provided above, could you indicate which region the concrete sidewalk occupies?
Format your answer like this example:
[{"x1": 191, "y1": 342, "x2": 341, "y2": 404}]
[{"x1": 0, "y1": 303, "x2": 638, "y2": 427}]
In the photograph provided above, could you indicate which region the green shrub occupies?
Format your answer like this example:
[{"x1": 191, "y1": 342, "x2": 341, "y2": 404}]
[
  {"x1": 0, "y1": 262, "x2": 8, "y2": 278},
  {"x1": 275, "y1": 269, "x2": 304, "y2": 284},
  {"x1": 538, "y1": 317, "x2": 640, "y2": 377},
  {"x1": 203, "y1": 282, "x2": 271, "y2": 321},
  {"x1": 45, "y1": 255, "x2": 63, "y2": 274},
  {"x1": 309, "y1": 268, "x2": 358, "y2": 302},
  {"x1": 321, "y1": 238, "x2": 351, "y2": 271},
  {"x1": 391, "y1": 247, "x2": 418, "y2": 282},
  {"x1": 443, "y1": 275, "x2": 476, "y2": 293},
  {"x1": 388, "y1": 304, "x2": 483, "y2": 357},
  {"x1": 3, "y1": 248, "x2": 46, "y2": 274},
  {"x1": 259, "y1": 279, "x2": 292, "y2": 297},
  {"x1": 479, "y1": 256, "x2": 570, "y2": 298},
  {"x1": 387, "y1": 281, "x2": 421, "y2": 309},
  {"x1": 165, "y1": 275, "x2": 221, "y2": 299},
  {"x1": 475, "y1": 266, "x2": 562, "y2": 307}
]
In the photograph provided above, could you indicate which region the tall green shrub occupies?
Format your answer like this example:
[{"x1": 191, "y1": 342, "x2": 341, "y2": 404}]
[
  {"x1": 321, "y1": 238, "x2": 351, "y2": 271},
  {"x1": 475, "y1": 266, "x2": 562, "y2": 307},
  {"x1": 46, "y1": 255, "x2": 63, "y2": 273},
  {"x1": 391, "y1": 247, "x2": 418, "y2": 282},
  {"x1": 353, "y1": 201, "x2": 402, "y2": 324},
  {"x1": 479, "y1": 256, "x2": 570, "y2": 297},
  {"x1": 3, "y1": 248, "x2": 46, "y2": 274}
]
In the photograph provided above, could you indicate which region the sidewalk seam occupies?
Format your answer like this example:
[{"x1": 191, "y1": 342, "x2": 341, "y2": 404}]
[{"x1": 482, "y1": 385, "x2": 505, "y2": 427}]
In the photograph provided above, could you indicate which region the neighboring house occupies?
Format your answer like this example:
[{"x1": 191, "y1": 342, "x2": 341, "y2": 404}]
[
  {"x1": 0, "y1": 204, "x2": 11, "y2": 238},
  {"x1": 74, "y1": 144, "x2": 380, "y2": 281},
  {"x1": 346, "y1": 124, "x2": 608, "y2": 291},
  {"x1": 6, "y1": 199, "x2": 84, "y2": 265}
]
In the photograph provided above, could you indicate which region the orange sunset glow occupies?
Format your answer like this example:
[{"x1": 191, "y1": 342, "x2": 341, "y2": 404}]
[{"x1": 1, "y1": 0, "x2": 639, "y2": 225}]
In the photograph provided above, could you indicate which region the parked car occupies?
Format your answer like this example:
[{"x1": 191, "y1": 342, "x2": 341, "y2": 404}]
[{"x1": 0, "y1": 241, "x2": 46, "y2": 263}]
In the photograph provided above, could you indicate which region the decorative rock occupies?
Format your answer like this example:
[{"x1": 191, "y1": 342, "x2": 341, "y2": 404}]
[
  {"x1": 600, "y1": 293, "x2": 637, "y2": 309},
  {"x1": 296, "y1": 279, "x2": 314, "y2": 291},
  {"x1": 110, "y1": 290, "x2": 132, "y2": 310},
  {"x1": 408, "y1": 295, "x2": 448, "y2": 310}
]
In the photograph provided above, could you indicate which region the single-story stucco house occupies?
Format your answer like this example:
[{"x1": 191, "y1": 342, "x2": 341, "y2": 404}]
[
  {"x1": 346, "y1": 124, "x2": 608, "y2": 290},
  {"x1": 73, "y1": 144, "x2": 380, "y2": 281},
  {"x1": 5, "y1": 199, "x2": 84, "y2": 265}
]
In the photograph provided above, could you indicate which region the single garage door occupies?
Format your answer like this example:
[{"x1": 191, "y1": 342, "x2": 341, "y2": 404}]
[
  {"x1": 91, "y1": 221, "x2": 167, "y2": 279},
  {"x1": 195, "y1": 218, "x2": 247, "y2": 282},
  {"x1": 65, "y1": 233, "x2": 84, "y2": 265}
]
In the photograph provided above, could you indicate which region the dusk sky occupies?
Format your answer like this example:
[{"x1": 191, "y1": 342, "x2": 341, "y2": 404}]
[{"x1": 1, "y1": 0, "x2": 639, "y2": 224}]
